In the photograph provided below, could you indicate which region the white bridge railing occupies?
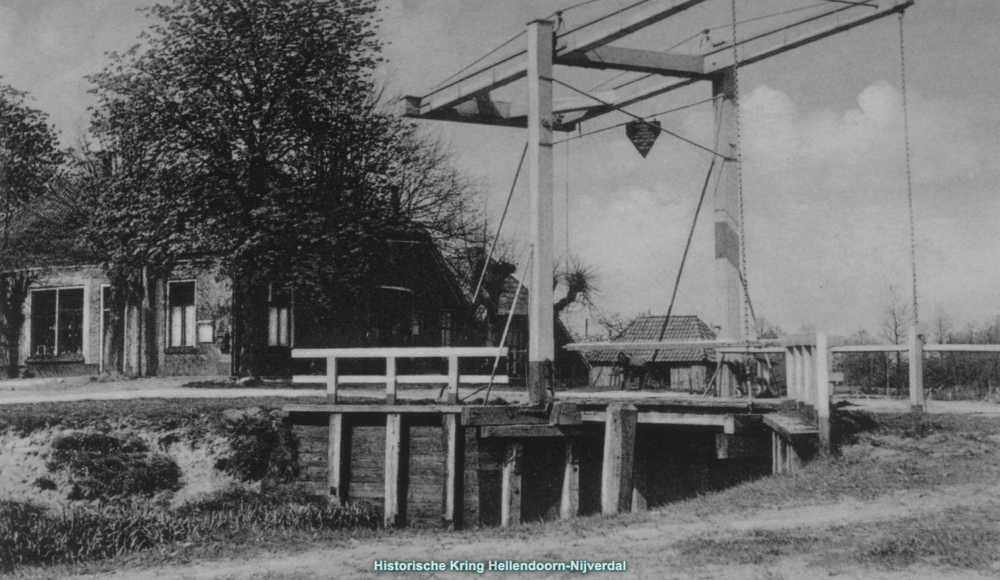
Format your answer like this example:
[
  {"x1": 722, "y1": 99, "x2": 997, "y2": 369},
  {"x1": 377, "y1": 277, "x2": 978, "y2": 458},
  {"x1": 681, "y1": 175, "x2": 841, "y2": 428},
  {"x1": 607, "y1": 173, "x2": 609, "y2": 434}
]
[
  {"x1": 292, "y1": 347, "x2": 508, "y2": 404},
  {"x1": 568, "y1": 326, "x2": 1000, "y2": 454}
]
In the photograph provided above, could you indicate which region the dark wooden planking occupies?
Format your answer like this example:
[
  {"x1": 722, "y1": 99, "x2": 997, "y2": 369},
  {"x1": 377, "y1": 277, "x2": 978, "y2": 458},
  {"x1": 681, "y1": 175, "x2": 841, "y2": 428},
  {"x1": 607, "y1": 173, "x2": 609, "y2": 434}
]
[{"x1": 462, "y1": 406, "x2": 551, "y2": 426}]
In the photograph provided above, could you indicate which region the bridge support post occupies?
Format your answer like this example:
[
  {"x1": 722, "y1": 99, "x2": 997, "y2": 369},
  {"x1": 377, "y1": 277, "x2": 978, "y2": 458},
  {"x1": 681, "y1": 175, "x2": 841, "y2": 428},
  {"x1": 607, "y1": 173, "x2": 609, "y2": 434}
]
[
  {"x1": 602, "y1": 403, "x2": 637, "y2": 514},
  {"x1": 526, "y1": 19, "x2": 555, "y2": 408},
  {"x1": 712, "y1": 67, "x2": 742, "y2": 397}
]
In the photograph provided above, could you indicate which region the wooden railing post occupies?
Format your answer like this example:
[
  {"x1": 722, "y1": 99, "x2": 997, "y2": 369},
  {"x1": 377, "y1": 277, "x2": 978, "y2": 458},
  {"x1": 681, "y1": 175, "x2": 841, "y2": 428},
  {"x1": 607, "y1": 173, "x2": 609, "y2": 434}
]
[
  {"x1": 602, "y1": 403, "x2": 637, "y2": 515},
  {"x1": 909, "y1": 325, "x2": 924, "y2": 413},
  {"x1": 784, "y1": 347, "x2": 795, "y2": 400},
  {"x1": 326, "y1": 356, "x2": 338, "y2": 404},
  {"x1": 815, "y1": 332, "x2": 831, "y2": 455},
  {"x1": 447, "y1": 355, "x2": 460, "y2": 404},
  {"x1": 802, "y1": 346, "x2": 814, "y2": 407},
  {"x1": 386, "y1": 357, "x2": 397, "y2": 405},
  {"x1": 792, "y1": 347, "x2": 803, "y2": 404}
]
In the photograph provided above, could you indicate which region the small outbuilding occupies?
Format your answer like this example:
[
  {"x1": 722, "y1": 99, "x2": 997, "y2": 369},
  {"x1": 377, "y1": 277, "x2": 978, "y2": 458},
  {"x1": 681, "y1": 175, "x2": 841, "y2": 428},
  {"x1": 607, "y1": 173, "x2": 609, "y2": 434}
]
[{"x1": 587, "y1": 315, "x2": 717, "y2": 390}]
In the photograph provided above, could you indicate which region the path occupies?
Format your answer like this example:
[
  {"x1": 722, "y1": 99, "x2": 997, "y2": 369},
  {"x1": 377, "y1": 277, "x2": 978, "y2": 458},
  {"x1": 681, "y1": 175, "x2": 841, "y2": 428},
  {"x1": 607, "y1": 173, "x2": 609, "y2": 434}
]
[{"x1": 3, "y1": 375, "x2": 1000, "y2": 416}]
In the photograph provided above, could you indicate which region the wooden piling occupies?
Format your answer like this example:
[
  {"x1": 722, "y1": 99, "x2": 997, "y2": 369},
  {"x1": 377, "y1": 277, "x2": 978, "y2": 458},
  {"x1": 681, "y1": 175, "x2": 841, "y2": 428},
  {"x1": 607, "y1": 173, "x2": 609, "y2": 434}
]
[
  {"x1": 560, "y1": 440, "x2": 579, "y2": 519},
  {"x1": 384, "y1": 413, "x2": 403, "y2": 527},
  {"x1": 442, "y1": 414, "x2": 460, "y2": 529},
  {"x1": 501, "y1": 442, "x2": 523, "y2": 527},
  {"x1": 631, "y1": 443, "x2": 648, "y2": 513},
  {"x1": 328, "y1": 413, "x2": 347, "y2": 504},
  {"x1": 601, "y1": 403, "x2": 637, "y2": 515}
]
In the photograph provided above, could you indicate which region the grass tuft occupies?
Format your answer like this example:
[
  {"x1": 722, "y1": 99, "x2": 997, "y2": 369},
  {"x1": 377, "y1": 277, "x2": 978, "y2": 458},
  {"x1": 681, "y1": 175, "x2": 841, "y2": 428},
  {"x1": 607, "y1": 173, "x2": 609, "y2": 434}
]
[{"x1": 47, "y1": 432, "x2": 181, "y2": 500}]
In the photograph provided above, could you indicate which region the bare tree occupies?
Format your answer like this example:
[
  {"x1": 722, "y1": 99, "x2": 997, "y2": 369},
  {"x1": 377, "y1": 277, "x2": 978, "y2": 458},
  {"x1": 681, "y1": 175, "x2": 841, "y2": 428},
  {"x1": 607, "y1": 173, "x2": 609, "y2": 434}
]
[{"x1": 880, "y1": 286, "x2": 913, "y2": 397}]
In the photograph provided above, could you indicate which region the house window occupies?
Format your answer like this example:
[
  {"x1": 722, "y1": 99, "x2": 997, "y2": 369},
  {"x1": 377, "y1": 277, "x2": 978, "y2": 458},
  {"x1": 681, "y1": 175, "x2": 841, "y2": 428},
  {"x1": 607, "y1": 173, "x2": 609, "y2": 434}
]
[
  {"x1": 440, "y1": 310, "x2": 453, "y2": 346},
  {"x1": 412, "y1": 311, "x2": 422, "y2": 337},
  {"x1": 268, "y1": 284, "x2": 291, "y2": 347},
  {"x1": 168, "y1": 281, "x2": 196, "y2": 348},
  {"x1": 31, "y1": 288, "x2": 85, "y2": 356},
  {"x1": 100, "y1": 285, "x2": 111, "y2": 366}
]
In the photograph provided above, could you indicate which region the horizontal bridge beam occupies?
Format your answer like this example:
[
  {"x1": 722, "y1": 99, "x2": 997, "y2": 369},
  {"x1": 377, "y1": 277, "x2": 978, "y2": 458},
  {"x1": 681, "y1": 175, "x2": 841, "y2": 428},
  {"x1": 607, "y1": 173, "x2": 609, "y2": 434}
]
[
  {"x1": 292, "y1": 347, "x2": 506, "y2": 358},
  {"x1": 566, "y1": 339, "x2": 781, "y2": 352},
  {"x1": 556, "y1": 46, "x2": 706, "y2": 78},
  {"x1": 403, "y1": 0, "x2": 709, "y2": 120}
]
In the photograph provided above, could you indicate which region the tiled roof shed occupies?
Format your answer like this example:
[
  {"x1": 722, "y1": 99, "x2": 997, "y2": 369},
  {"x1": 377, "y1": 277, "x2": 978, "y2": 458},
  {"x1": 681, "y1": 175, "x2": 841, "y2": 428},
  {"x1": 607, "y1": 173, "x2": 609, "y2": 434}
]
[{"x1": 588, "y1": 315, "x2": 716, "y2": 365}]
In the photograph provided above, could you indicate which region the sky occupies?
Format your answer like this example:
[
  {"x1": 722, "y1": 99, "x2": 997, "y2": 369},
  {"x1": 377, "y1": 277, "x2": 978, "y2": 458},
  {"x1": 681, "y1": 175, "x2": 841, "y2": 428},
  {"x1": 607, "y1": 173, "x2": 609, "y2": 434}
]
[{"x1": 1, "y1": 0, "x2": 999, "y2": 340}]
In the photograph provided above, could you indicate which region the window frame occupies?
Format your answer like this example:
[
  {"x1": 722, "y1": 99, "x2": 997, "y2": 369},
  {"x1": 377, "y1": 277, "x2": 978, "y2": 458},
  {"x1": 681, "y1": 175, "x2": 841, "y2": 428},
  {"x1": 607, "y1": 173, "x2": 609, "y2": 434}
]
[
  {"x1": 99, "y1": 284, "x2": 111, "y2": 372},
  {"x1": 29, "y1": 285, "x2": 87, "y2": 359},
  {"x1": 167, "y1": 280, "x2": 197, "y2": 349},
  {"x1": 439, "y1": 310, "x2": 454, "y2": 347},
  {"x1": 268, "y1": 283, "x2": 292, "y2": 348}
]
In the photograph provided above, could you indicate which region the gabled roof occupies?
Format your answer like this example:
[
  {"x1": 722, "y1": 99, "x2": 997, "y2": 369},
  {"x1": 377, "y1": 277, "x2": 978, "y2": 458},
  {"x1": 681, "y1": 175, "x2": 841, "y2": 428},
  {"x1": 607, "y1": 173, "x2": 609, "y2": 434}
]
[
  {"x1": 588, "y1": 315, "x2": 716, "y2": 365},
  {"x1": 497, "y1": 275, "x2": 528, "y2": 316}
]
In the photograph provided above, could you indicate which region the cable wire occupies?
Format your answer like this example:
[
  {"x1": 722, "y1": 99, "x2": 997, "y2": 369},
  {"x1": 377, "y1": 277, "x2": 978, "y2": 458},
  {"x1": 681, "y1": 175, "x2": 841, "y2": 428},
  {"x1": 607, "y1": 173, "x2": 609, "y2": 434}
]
[
  {"x1": 548, "y1": 77, "x2": 731, "y2": 159},
  {"x1": 554, "y1": 95, "x2": 721, "y2": 146},
  {"x1": 898, "y1": 11, "x2": 919, "y2": 326}
]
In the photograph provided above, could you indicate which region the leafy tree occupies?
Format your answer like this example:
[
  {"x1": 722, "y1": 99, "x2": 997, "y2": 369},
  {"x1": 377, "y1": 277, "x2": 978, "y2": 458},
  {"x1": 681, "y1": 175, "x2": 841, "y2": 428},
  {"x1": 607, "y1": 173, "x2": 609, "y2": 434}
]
[
  {"x1": 0, "y1": 84, "x2": 64, "y2": 376},
  {"x1": 87, "y1": 0, "x2": 481, "y2": 375}
]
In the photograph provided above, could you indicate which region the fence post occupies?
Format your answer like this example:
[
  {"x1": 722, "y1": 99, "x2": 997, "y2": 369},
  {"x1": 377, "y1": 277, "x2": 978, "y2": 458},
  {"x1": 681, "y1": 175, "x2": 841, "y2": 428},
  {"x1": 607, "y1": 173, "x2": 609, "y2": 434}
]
[{"x1": 909, "y1": 325, "x2": 924, "y2": 413}]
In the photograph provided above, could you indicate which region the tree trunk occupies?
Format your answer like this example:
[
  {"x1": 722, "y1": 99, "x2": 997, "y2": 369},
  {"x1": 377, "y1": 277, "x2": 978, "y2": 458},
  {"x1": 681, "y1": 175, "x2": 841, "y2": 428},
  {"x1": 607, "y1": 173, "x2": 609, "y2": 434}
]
[
  {"x1": 103, "y1": 269, "x2": 143, "y2": 377},
  {"x1": 0, "y1": 274, "x2": 30, "y2": 378},
  {"x1": 233, "y1": 271, "x2": 270, "y2": 377}
]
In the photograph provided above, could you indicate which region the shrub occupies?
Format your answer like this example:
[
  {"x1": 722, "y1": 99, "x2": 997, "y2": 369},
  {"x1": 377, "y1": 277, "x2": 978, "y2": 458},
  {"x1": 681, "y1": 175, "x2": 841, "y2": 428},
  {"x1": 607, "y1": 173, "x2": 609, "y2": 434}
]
[
  {"x1": 47, "y1": 432, "x2": 181, "y2": 500},
  {"x1": 0, "y1": 491, "x2": 379, "y2": 572},
  {"x1": 215, "y1": 412, "x2": 299, "y2": 486}
]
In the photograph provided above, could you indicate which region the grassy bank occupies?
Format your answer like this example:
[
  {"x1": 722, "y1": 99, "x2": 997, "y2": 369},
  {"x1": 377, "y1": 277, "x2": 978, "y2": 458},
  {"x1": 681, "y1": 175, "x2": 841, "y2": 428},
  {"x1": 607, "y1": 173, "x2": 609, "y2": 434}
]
[{"x1": 4, "y1": 400, "x2": 1000, "y2": 578}]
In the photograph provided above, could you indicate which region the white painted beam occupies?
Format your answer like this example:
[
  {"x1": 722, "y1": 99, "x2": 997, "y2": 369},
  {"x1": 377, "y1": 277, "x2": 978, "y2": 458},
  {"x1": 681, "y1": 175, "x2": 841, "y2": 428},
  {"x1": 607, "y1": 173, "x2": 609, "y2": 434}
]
[{"x1": 527, "y1": 20, "x2": 555, "y2": 407}]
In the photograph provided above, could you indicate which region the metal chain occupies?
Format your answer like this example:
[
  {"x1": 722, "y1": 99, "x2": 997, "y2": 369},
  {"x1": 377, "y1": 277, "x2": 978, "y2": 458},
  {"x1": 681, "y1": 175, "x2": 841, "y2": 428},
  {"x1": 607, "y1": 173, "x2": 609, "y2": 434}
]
[
  {"x1": 731, "y1": 0, "x2": 751, "y2": 346},
  {"x1": 899, "y1": 11, "x2": 919, "y2": 326},
  {"x1": 731, "y1": 0, "x2": 756, "y2": 401}
]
